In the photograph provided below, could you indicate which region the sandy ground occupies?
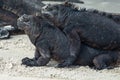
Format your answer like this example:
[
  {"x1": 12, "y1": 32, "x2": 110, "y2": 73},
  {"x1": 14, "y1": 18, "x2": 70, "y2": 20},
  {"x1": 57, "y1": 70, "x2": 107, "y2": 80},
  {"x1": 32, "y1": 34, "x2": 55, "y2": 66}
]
[{"x1": 0, "y1": 35, "x2": 120, "y2": 80}]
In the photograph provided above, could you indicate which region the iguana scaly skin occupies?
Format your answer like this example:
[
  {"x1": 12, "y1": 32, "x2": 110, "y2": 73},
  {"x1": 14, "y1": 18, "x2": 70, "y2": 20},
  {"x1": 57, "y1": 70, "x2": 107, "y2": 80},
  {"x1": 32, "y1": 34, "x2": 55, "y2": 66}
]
[
  {"x1": 17, "y1": 14, "x2": 120, "y2": 70},
  {"x1": 17, "y1": 14, "x2": 79, "y2": 68},
  {"x1": 41, "y1": 2, "x2": 120, "y2": 50}
]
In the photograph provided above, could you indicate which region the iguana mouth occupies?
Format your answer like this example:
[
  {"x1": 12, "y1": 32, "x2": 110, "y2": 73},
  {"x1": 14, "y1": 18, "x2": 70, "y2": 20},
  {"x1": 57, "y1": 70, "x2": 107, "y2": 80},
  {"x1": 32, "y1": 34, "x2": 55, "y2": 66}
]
[{"x1": 42, "y1": 11, "x2": 54, "y2": 18}]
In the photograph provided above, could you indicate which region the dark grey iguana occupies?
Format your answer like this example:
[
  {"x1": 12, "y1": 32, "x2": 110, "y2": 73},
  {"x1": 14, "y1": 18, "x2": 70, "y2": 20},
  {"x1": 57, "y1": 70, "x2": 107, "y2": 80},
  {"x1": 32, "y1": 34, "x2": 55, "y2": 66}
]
[
  {"x1": 17, "y1": 14, "x2": 80, "y2": 68},
  {"x1": 0, "y1": 0, "x2": 44, "y2": 26},
  {"x1": 41, "y1": 2, "x2": 120, "y2": 51},
  {"x1": 1, "y1": 0, "x2": 44, "y2": 16},
  {"x1": 17, "y1": 14, "x2": 120, "y2": 69},
  {"x1": 0, "y1": 0, "x2": 45, "y2": 39}
]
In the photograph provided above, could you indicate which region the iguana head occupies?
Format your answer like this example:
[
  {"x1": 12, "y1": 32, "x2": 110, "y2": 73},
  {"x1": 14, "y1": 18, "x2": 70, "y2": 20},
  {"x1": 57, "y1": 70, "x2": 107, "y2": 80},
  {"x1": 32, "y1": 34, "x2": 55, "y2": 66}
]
[
  {"x1": 17, "y1": 14, "x2": 33, "y2": 31},
  {"x1": 17, "y1": 14, "x2": 44, "y2": 37},
  {"x1": 41, "y1": 2, "x2": 78, "y2": 27}
]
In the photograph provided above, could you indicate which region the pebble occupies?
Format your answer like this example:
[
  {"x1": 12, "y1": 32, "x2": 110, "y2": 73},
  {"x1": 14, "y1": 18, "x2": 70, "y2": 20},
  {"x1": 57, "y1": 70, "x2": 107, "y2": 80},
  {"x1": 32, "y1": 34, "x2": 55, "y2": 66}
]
[{"x1": 6, "y1": 63, "x2": 14, "y2": 69}]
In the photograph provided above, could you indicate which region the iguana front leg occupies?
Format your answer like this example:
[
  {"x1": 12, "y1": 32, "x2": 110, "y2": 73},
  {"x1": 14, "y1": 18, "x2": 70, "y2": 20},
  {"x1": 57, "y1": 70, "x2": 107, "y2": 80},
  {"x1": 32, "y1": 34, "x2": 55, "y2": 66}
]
[
  {"x1": 22, "y1": 44, "x2": 51, "y2": 67},
  {"x1": 21, "y1": 49, "x2": 41, "y2": 66},
  {"x1": 34, "y1": 48, "x2": 41, "y2": 60}
]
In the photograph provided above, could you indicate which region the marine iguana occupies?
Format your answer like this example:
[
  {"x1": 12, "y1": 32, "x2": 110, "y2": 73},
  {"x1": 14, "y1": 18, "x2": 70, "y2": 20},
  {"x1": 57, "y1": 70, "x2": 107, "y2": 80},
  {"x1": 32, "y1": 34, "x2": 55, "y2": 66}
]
[
  {"x1": 41, "y1": 2, "x2": 120, "y2": 51},
  {"x1": 0, "y1": 0, "x2": 44, "y2": 26},
  {"x1": 17, "y1": 14, "x2": 80, "y2": 67},
  {"x1": 0, "y1": 0, "x2": 45, "y2": 39},
  {"x1": 17, "y1": 14, "x2": 120, "y2": 69}
]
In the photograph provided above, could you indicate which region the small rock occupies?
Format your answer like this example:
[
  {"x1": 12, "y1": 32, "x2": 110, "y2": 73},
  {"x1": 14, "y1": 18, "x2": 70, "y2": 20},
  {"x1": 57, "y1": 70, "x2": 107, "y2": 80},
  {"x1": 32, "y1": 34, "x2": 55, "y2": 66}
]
[{"x1": 6, "y1": 63, "x2": 14, "y2": 69}]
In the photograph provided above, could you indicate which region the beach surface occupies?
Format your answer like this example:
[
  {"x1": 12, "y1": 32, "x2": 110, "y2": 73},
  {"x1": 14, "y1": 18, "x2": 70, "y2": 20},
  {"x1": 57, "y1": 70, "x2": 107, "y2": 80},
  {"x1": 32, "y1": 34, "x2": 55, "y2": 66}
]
[{"x1": 0, "y1": 35, "x2": 120, "y2": 80}]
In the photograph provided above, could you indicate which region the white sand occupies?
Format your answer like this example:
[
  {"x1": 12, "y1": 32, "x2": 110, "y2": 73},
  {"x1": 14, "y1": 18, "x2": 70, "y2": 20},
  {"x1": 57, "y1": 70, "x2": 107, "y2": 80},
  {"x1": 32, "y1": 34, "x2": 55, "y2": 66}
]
[{"x1": 0, "y1": 35, "x2": 120, "y2": 80}]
